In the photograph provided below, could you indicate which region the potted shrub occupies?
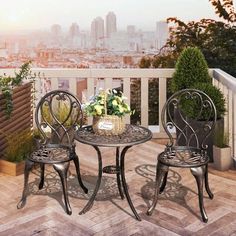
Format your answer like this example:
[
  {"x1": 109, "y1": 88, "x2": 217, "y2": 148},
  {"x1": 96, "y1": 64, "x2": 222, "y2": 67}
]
[
  {"x1": 0, "y1": 62, "x2": 33, "y2": 175},
  {"x1": 170, "y1": 47, "x2": 226, "y2": 161},
  {"x1": 213, "y1": 130, "x2": 232, "y2": 171},
  {"x1": 171, "y1": 47, "x2": 212, "y2": 91}
]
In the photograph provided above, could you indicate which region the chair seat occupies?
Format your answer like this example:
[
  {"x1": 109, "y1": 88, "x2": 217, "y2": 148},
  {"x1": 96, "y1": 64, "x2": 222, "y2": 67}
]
[
  {"x1": 158, "y1": 147, "x2": 209, "y2": 168},
  {"x1": 29, "y1": 146, "x2": 71, "y2": 164}
]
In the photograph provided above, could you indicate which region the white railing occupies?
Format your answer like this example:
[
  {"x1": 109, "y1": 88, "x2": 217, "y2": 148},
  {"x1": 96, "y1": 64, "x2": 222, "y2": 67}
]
[
  {"x1": 29, "y1": 68, "x2": 175, "y2": 138},
  {"x1": 1, "y1": 68, "x2": 235, "y2": 159},
  {"x1": 211, "y1": 69, "x2": 236, "y2": 162}
]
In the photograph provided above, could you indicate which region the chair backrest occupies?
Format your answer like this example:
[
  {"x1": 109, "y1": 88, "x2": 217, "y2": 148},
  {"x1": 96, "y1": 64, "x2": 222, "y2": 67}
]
[
  {"x1": 161, "y1": 89, "x2": 217, "y2": 150},
  {"x1": 35, "y1": 90, "x2": 83, "y2": 146}
]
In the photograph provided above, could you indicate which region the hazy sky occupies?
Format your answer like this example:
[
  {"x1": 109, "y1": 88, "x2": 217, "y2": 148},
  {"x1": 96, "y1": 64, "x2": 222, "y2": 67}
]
[{"x1": 0, "y1": 0, "x2": 234, "y2": 32}]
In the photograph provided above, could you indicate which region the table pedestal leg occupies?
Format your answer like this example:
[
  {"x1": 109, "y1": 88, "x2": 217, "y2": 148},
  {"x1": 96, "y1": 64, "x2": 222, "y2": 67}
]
[
  {"x1": 116, "y1": 147, "x2": 124, "y2": 199},
  {"x1": 79, "y1": 145, "x2": 102, "y2": 215},
  {"x1": 120, "y1": 146, "x2": 141, "y2": 221}
]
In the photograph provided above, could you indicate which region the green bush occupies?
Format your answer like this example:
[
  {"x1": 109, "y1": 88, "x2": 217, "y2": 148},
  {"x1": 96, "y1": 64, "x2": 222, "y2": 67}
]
[
  {"x1": 191, "y1": 82, "x2": 226, "y2": 119},
  {"x1": 171, "y1": 47, "x2": 211, "y2": 92},
  {"x1": 180, "y1": 83, "x2": 226, "y2": 120},
  {"x1": 171, "y1": 47, "x2": 226, "y2": 120}
]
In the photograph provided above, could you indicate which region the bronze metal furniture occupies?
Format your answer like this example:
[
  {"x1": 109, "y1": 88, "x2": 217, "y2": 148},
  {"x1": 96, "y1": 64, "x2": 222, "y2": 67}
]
[
  {"x1": 17, "y1": 90, "x2": 88, "y2": 215},
  {"x1": 75, "y1": 124, "x2": 152, "y2": 221},
  {"x1": 147, "y1": 89, "x2": 216, "y2": 222}
]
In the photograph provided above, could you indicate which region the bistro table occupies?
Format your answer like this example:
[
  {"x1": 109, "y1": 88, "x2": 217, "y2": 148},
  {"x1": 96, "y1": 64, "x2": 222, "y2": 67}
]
[{"x1": 75, "y1": 124, "x2": 152, "y2": 221}]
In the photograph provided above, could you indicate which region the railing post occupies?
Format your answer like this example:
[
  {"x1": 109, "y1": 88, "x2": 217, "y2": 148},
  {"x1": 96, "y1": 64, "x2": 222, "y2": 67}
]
[
  {"x1": 233, "y1": 93, "x2": 236, "y2": 159},
  {"x1": 222, "y1": 85, "x2": 229, "y2": 136},
  {"x1": 123, "y1": 77, "x2": 131, "y2": 124},
  {"x1": 105, "y1": 77, "x2": 113, "y2": 90},
  {"x1": 33, "y1": 76, "x2": 42, "y2": 128},
  {"x1": 141, "y1": 77, "x2": 149, "y2": 128},
  {"x1": 87, "y1": 77, "x2": 95, "y2": 125},
  {"x1": 50, "y1": 78, "x2": 59, "y2": 91},
  {"x1": 159, "y1": 78, "x2": 167, "y2": 133},
  {"x1": 69, "y1": 78, "x2": 77, "y2": 96},
  {"x1": 228, "y1": 90, "x2": 233, "y2": 156}
]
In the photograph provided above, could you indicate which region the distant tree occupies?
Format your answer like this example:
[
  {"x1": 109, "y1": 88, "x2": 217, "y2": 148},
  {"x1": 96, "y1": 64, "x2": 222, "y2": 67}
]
[
  {"x1": 140, "y1": 17, "x2": 236, "y2": 77},
  {"x1": 209, "y1": 0, "x2": 236, "y2": 22},
  {"x1": 139, "y1": 0, "x2": 236, "y2": 76},
  {"x1": 152, "y1": 52, "x2": 177, "y2": 68},
  {"x1": 139, "y1": 56, "x2": 152, "y2": 68},
  {"x1": 201, "y1": 20, "x2": 236, "y2": 76}
]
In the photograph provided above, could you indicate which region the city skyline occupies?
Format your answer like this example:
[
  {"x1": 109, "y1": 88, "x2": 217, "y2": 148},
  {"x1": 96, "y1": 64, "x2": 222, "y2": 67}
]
[{"x1": 0, "y1": 0, "x2": 233, "y2": 33}]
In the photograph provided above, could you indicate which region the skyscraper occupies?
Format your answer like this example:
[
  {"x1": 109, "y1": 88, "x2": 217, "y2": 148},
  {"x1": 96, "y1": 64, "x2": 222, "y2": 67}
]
[
  {"x1": 91, "y1": 17, "x2": 105, "y2": 40},
  {"x1": 68, "y1": 23, "x2": 80, "y2": 48},
  {"x1": 69, "y1": 23, "x2": 80, "y2": 38},
  {"x1": 91, "y1": 17, "x2": 105, "y2": 48},
  {"x1": 106, "y1": 12, "x2": 117, "y2": 38},
  {"x1": 51, "y1": 24, "x2": 62, "y2": 46},
  {"x1": 51, "y1": 24, "x2": 62, "y2": 38},
  {"x1": 155, "y1": 21, "x2": 169, "y2": 50},
  {"x1": 127, "y1": 25, "x2": 136, "y2": 37}
]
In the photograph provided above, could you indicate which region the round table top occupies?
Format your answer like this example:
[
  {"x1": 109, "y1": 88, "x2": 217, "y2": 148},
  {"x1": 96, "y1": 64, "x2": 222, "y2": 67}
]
[{"x1": 75, "y1": 124, "x2": 152, "y2": 147}]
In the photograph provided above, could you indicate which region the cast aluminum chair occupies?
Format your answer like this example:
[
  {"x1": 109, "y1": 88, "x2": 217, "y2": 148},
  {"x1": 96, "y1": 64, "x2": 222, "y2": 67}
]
[
  {"x1": 147, "y1": 89, "x2": 216, "y2": 222},
  {"x1": 17, "y1": 90, "x2": 88, "y2": 215}
]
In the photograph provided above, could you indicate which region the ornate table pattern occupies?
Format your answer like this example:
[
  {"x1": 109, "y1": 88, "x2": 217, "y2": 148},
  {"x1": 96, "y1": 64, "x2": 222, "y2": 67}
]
[{"x1": 75, "y1": 124, "x2": 152, "y2": 220}]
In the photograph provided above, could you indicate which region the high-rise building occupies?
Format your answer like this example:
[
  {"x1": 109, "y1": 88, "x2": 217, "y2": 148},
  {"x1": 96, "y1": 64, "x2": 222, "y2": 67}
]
[
  {"x1": 68, "y1": 23, "x2": 80, "y2": 48},
  {"x1": 51, "y1": 24, "x2": 62, "y2": 37},
  {"x1": 50, "y1": 24, "x2": 63, "y2": 47},
  {"x1": 69, "y1": 23, "x2": 80, "y2": 38},
  {"x1": 155, "y1": 21, "x2": 169, "y2": 50},
  {"x1": 91, "y1": 17, "x2": 105, "y2": 48},
  {"x1": 127, "y1": 25, "x2": 136, "y2": 37},
  {"x1": 106, "y1": 12, "x2": 117, "y2": 38},
  {"x1": 91, "y1": 17, "x2": 104, "y2": 40}
]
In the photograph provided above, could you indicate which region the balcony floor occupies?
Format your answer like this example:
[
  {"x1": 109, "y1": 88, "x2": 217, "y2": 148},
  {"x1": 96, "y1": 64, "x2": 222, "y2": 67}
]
[{"x1": 0, "y1": 140, "x2": 236, "y2": 236}]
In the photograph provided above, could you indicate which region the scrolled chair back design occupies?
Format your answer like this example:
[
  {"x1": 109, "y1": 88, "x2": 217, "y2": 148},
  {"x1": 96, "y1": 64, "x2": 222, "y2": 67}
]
[
  {"x1": 35, "y1": 90, "x2": 83, "y2": 146},
  {"x1": 162, "y1": 89, "x2": 217, "y2": 150}
]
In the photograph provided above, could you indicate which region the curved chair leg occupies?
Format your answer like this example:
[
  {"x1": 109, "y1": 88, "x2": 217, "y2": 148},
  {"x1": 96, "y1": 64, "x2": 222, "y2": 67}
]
[
  {"x1": 191, "y1": 167, "x2": 208, "y2": 223},
  {"x1": 17, "y1": 159, "x2": 34, "y2": 209},
  {"x1": 147, "y1": 162, "x2": 168, "y2": 216},
  {"x1": 159, "y1": 171, "x2": 168, "y2": 194},
  {"x1": 38, "y1": 163, "x2": 45, "y2": 190},
  {"x1": 53, "y1": 162, "x2": 72, "y2": 215},
  {"x1": 204, "y1": 164, "x2": 214, "y2": 199},
  {"x1": 73, "y1": 155, "x2": 88, "y2": 194}
]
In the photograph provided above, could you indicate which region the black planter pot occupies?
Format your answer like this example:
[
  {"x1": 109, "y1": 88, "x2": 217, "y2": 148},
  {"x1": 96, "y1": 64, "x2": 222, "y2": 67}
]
[{"x1": 174, "y1": 111, "x2": 224, "y2": 162}]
